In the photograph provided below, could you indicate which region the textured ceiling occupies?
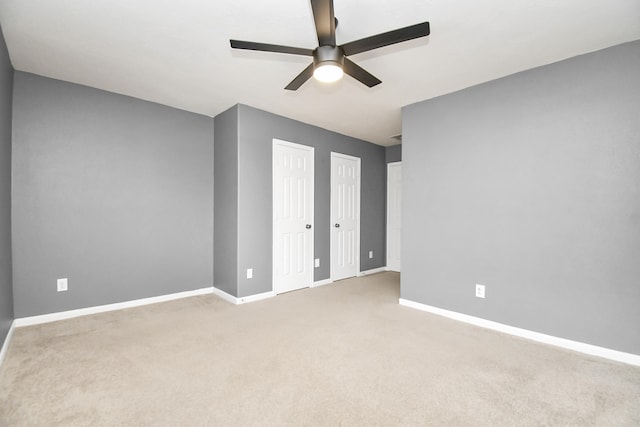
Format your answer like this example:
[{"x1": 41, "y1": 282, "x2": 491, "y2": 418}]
[{"x1": 1, "y1": 0, "x2": 639, "y2": 146}]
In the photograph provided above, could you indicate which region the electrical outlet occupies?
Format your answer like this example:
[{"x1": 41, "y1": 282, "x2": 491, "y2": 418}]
[
  {"x1": 57, "y1": 278, "x2": 68, "y2": 292},
  {"x1": 475, "y1": 284, "x2": 485, "y2": 299},
  {"x1": 247, "y1": 268, "x2": 253, "y2": 279},
  {"x1": 368, "y1": 251, "x2": 373, "y2": 259},
  {"x1": 314, "y1": 258, "x2": 320, "y2": 268}
]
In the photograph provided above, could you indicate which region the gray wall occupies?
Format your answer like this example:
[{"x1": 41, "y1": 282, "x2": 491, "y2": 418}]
[
  {"x1": 214, "y1": 105, "x2": 238, "y2": 296},
  {"x1": 235, "y1": 104, "x2": 386, "y2": 297},
  {"x1": 0, "y1": 26, "x2": 13, "y2": 346},
  {"x1": 385, "y1": 144, "x2": 402, "y2": 163},
  {"x1": 402, "y1": 40, "x2": 640, "y2": 354},
  {"x1": 12, "y1": 72, "x2": 214, "y2": 317}
]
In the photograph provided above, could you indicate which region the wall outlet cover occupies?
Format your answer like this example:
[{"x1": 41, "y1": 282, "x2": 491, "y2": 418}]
[
  {"x1": 314, "y1": 258, "x2": 320, "y2": 268},
  {"x1": 247, "y1": 268, "x2": 253, "y2": 279},
  {"x1": 57, "y1": 278, "x2": 68, "y2": 292},
  {"x1": 368, "y1": 251, "x2": 373, "y2": 259},
  {"x1": 475, "y1": 284, "x2": 485, "y2": 298}
]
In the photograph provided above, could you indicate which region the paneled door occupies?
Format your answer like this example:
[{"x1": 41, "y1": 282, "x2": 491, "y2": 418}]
[
  {"x1": 330, "y1": 152, "x2": 360, "y2": 281},
  {"x1": 387, "y1": 162, "x2": 402, "y2": 272},
  {"x1": 273, "y1": 139, "x2": 314, "y2": 294}
]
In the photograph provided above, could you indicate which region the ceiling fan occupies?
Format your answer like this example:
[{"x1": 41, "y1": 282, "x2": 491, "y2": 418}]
[{"x1": 230, "y1": 0, "x2": 430, "y2": 90}]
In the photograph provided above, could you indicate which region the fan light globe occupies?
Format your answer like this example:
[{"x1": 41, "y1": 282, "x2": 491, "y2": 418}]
[{"x1": 313, "y1": 63, "x2": 343, "y2": 83}]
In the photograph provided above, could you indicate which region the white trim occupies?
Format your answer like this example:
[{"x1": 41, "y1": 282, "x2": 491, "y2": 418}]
[
  {"x1": 386, "y1": 161, "x2": 402, "y2": 272},
  {"x1": 330, "y1": 152, "x2": 361, "y2": 282},
  {"x1": 237, "y1": 291, "x2": 275, "y2": 304},
  {"x1": 398, "y1": 298, "x2": 640, "y2": 367},
  {"x1": 273, "y1": 139, "x2": 315, "y2": 295},
  {"x1": 311, "y1": 278, "x2": 333, "y2": 287},
  {"x1": 211, "y1": 286, "x2": 239, "y2": 304},
  {"x1": 14, "y1": 287, "x2": 213, "y2": 327},
  {"x1": 358, "y1": 267, "x2": 388, "y2": 276},
  {"x1": 0, "y1": 321, "x2": 15, "y2": 368},
  {"x1": 212, "y1": 287, "x2": 276, "y2": 305}
]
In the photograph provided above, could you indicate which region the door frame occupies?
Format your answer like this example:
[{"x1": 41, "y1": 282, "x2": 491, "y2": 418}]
[
  {"x1": 330, "y1": 152, "x2": 361, "y2": 281},
  {"x1": 386, "y1": 161, "x2": 401, "y2": 272},
  {"x1": 272, "y1": 138, "x2": 315, "y2": 294}
]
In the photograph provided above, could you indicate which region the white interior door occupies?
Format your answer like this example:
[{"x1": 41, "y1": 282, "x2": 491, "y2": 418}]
[
  {"x1": 387, "y1": 162, "x2": 402, "y2": 272},
  {"x1": 331, "y1": 152, "x2": 360, "y2": 281},
  {"x1": 273, "y1": 139, "x2": 314, "y2": 294}
]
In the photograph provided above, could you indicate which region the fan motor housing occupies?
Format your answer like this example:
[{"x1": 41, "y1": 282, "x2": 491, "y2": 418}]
[{"x1": 313, "y1": 45, "x2": 344, "y2": 68}]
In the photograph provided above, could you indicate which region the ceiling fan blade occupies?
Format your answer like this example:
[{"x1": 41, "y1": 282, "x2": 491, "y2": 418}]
[
  {"x1": 311, "y1": 0, "x2": 336, "y2": 46},
  {"x1": 343, "y1": 58, "x2": 382, "y2": 88},
  {"x1": 341, "y1": 22, "x2": 430, "y2": 56},
  {"x1": 285, "y1": 63, "x2": 315, "y2": 90},
  {"x1": 230, "y1": 40, "x2": 313, "y2": 56}
]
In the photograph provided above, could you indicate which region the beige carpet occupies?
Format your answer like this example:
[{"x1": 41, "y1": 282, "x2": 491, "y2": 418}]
[{"x1": 1, "y1": 272, "x2": 639, "y2": 426}]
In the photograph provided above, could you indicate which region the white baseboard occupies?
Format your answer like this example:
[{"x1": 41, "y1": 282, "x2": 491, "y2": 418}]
[
  {"x1": 237, "y1": 291, "x2": 275, "y2": 304},
  {"x1": 211, "y1": 287, "x2": 275, "y2": 305},
  {"x1": 0, "y1": 321, "x2": 15, "y2": 369},
  {"x1": 14, "y1": 287, "x2": 214, "y2": 327},
  {"x1": 358, "y1": 267, "x2": 388, "y2": 276},
  {"x1": 399, "y1": 298, "x2": 640, "y2": 367},
  {"x1": 311, "y1": 278, "x2": 333, "y2": 287},
  {"x1": 211, "y1": 287, "x2": 238, "y2": 304}
]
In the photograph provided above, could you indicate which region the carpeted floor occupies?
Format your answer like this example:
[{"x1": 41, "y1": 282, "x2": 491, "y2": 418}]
[{"x1": 1, "y1": 272, "x2": 639, "y2": 426}]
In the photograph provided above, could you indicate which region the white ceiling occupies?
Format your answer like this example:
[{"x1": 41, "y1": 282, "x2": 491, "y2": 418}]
[{"x1": 0, "y1": 1, "x2": 639, "y2": 146}]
